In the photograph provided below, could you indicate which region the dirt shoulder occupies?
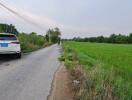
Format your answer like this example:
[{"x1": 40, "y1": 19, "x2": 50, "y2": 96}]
[{"x1": 48, "y1": 63, "x2": 74, "y2": 100}]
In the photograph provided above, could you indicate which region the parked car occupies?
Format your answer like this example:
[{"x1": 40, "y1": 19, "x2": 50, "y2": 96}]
[{"x1": 0, "y1": 33, "x2": 21, "y2": 58}]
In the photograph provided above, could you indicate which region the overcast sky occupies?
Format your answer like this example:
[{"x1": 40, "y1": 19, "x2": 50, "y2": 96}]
[{"x1": 0, "y1": 0, "x2": 132, "y2": 38}]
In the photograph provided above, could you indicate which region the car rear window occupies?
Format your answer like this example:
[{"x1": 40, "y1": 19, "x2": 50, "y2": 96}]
[{"x1": 0, "y1": 34, "x2": 17, "y2": 40}]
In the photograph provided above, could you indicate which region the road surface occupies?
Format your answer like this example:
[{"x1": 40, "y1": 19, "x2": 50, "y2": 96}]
[{"x1": 0, "y1": 44, "x2": 60, "y2": 100}]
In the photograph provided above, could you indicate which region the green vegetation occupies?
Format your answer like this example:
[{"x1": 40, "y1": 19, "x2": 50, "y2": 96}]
[
  {"x1": 0, "y1": 23, "x2": 61, "y2": 53},
  {"x1": 18, "y1": 32, "x2": 46, "y2": 53},
  {"x1": 46, "y1": 27, "x2": 61, "y2": 44},
  {"x1": 67, "y1": 33, "x2": 132, "y2": 44},
  {"x1": 0, "y1": 23, "x2": 19, "y2": 35},
  {"x1": 19, "y1": 27, "x2": 61, "y2": 53},
  {"x1": 62, "y1": 41, "x2": 132, "y2": 100}
]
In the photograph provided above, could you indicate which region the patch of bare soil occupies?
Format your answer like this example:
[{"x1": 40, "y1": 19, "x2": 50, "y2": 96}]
[{"x1": 48, "y1": 63, "x2": 74, "y2": 100}]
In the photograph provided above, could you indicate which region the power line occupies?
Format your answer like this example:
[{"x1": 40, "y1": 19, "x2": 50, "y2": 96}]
[{"x1": 0, "y1": 1, "x2": 46, "y2": 30}]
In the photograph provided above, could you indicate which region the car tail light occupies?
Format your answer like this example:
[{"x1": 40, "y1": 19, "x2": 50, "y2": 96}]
[{"x1": 10, "y1": 42, "x2": 20, "y2": 44}]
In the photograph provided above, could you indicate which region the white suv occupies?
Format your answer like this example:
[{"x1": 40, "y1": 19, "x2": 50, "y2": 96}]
[{"x1": 0, "y1": 33, "x2": 21, "y2": 58}]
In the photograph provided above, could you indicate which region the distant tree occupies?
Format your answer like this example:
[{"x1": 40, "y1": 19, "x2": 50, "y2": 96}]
[
  {"x1": 115, "y1": 34, "x2": 128, "y2": 44},
  {"x1": 0, "y1": 23, "x2": 19, "y2": 35},
  {"x1": 70, "y1": 33, "x2": 132, "y2": 44},
  {"x1": 46, "y1": 27, "x2": 61, "y2": 44},
  {"x1": 45, "y1": 34, "x2": 49, "y2": 42},
  {"x1": 30, "y1": 32, "x2": 37, "y2": 35},
  {"x1": 96, "y1": 36, "x2": 105, "y2": 43},
  {"x1": 128, "y1": 33, "x2": 132, "y2": 43},
  {"x1": 83, "y1": 37, "x2": 89, "y2": 42},
  {"x1": 73, "y1": 37, "x2": 83, "y2": 42},
  {"x1": 108, "y1": 34, "x2": 117, "y2": 43},
  {"x1": 89, "y1": 37, "x2": 97, "y2": 42}
]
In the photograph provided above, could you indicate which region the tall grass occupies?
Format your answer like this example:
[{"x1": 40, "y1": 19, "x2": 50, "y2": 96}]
[
  {"x1": 18, "y1": 33, "x2": 46, "y2": 53},
  {"x1": 63, "y1": 41, "x2": 132, "y2": 100}
]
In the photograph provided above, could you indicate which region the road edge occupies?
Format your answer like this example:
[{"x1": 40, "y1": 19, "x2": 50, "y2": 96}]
[
  {"x1": 47, "y1": 63, "x2": 61, "y2": 100},
  {"x1": 47, "y1": 63, "x2": 74, "y2": 100}
]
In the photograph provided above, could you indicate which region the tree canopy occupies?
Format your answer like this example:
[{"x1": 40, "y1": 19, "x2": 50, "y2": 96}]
[
  {"x1": 0, "y1": 23, "x2": 19, "y2": 35},
  {"x1": 46, "y1": 27, "x2": 61, "y2": 44}
]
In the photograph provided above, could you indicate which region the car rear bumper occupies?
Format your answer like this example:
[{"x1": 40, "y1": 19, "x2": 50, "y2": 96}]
[
  {"x1": 0, "y1": 46, "x2": 21, "y2": 54},
  {"x1": 0, "y1": 51, "x2": 21, "y2": 54}
]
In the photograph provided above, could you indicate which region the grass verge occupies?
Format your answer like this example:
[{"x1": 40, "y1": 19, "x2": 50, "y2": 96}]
[{"x1": 60, "y1": 41, "x2": 132, "y2": 100}]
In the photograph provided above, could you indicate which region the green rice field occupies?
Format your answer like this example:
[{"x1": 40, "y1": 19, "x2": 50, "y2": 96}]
[{"x1": 63, "y1": 41, "x2": 132, "y2": 100}]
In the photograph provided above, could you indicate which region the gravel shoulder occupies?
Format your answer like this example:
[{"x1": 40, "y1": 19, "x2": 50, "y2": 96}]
[{"x1": 48, "y1": 63, "x2": 74, "y2": 100}]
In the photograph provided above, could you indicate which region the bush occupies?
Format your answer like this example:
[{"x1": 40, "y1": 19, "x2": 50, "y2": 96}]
[
  {"x1": 18, "y1": 33, "x2": 46, "y2": 53},
  {"x1": 58, "y1": 55, "x2": 65, "y2": 61}
]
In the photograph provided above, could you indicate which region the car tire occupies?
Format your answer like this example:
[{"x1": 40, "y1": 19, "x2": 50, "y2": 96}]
[{"x1": 16, "y1": 53, "x2": 21, "y2": 58}]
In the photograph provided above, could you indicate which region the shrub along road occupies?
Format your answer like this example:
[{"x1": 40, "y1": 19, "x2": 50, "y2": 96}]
[{"x1": 0, "y1": 44, "x2": 60, "y2": 100}]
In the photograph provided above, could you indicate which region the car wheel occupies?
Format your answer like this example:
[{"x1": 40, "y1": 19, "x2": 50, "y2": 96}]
[{"x1": 16, "y1": 53, "x2": 21, "y2": 58}]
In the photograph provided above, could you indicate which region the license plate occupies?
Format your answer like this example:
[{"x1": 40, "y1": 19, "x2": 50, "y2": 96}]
[{"x1": 0, "y1": 43, "x2": 8, "y2": 47}]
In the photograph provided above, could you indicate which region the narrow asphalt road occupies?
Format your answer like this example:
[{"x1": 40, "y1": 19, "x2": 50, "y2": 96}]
[{"x1": 0, "y1": 44, "x2": 60, "y2": 100}]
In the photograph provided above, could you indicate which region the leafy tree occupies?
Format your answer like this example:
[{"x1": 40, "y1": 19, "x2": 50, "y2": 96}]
[
  {"x1": 128, "y1": 33, "x2": 132, "y2": 43},
  {"x1": 115, "y1": 34, "x2": 128, "y2": 44},
  {"x1": 0, "y1": 23, "x2": 19, "y2": 35},
  {"x1": 108, "y1": 34, "x2": 117, "y2": 43},
  {"x1": 96, "y1": 36, "x2": 105, "y2": 43},
  {"x1": 46, "y1": 27, "x2": 61, "y2": 44},
  {"x1": 45, "y1": 34, "x2": 49, "y2": 42}
]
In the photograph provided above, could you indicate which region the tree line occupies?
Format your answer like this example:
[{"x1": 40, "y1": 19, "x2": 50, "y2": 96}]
[
  {"x1": 0, "y1": 23, "x2": 61, "y2": 52},
  {"x1": 0, "y1": 23, "x2": 61, "y2": 44},
  {"x1": 70, "y1": 33, "x2": 132, "y2": 44},
  {"x1": 0, "y1": 23, "x2": 19, "y2": 35}
]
